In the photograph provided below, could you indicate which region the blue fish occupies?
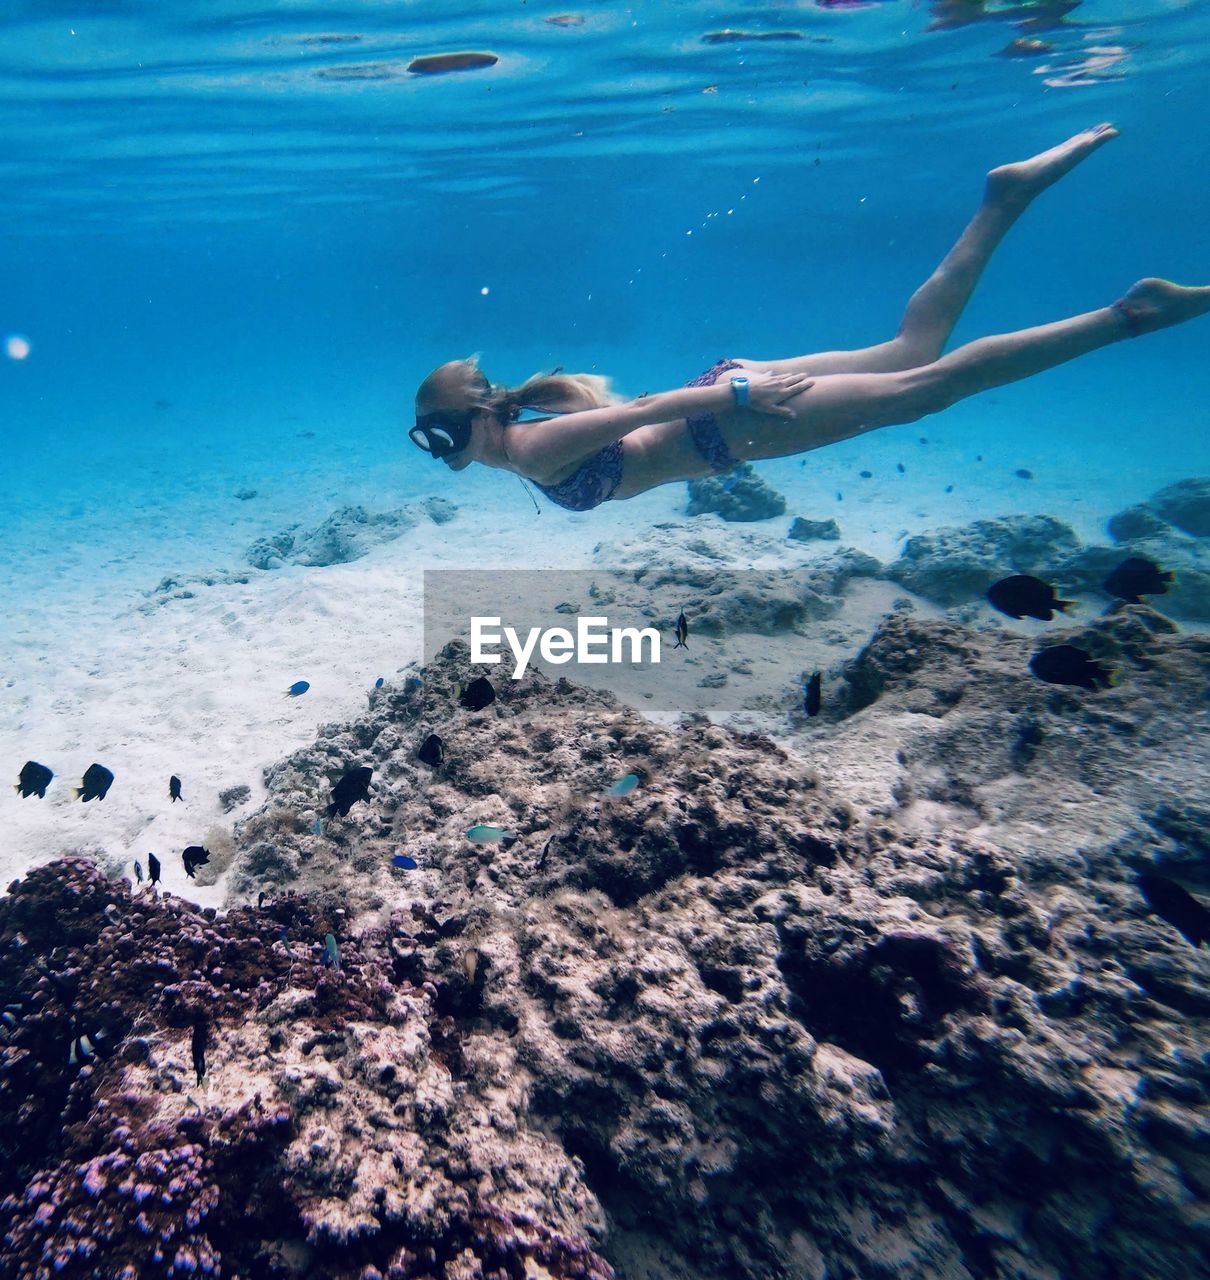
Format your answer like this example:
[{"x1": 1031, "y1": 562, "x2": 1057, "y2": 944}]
[
  {"x1": 403, "y1": 676, "x2": 423, "y2": 694},
  {"x1": 392, "y1": 854, "x2": 418, "y2": 870},
  {"x1": 606, "y1": 773, "x2": 640, "y2": 796},
  {"x1": 323, "y1": 932, "x2": 341, "y2": 971},
  {"x1": 375, "y1": 677, "x2": 384, "y2": 688},
  {"x1": 285, "y1": 680, "x2": 310, "y2": 697},
  {"x1": 311, "y1": 818, "x2": 323, "y2": 835}
]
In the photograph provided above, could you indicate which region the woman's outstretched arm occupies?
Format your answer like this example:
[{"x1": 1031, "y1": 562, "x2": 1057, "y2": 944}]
[{"x1": 508, "y1": 370, "x2": 811, "y2": 481}]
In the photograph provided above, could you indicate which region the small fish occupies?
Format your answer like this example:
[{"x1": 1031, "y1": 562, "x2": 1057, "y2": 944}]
[
  {"x1": 459, "y1": 676, "x2": 496, "y2": 712},
  {"x1": 417, "y1": 734, "x2": 445, "y2": 767},
  {"x1": 404, "y1": 676, "x2": 424, "y2": 695},
  {"x1": 169, "y1": 775, "x2": 183, "y2": 802},
  {"x1": 919, "y1": 436, "x2": 928, "y2": 444},
  {"x1": 466, "y1": 825, "x2": 518, "y2": 849},
  {"x1": 77, "y1": 763, "x2": 115, "y2": 802},
  {"x1": 987, "y1": 575, "x2": 1075, "y2": 622},
  {"x1": 896, "y1": 462, "x2": 905, "y2": 474},
  {"x1": 133, "y1": 860, "x2": 144, "y2": 884},
  {"x1": 976, "y1": 454, "x2": 983, "y2": 462},
  {"x1": 1138, "y1": 873, "x2": 1209, "y2": 948},
  {"x1": 464, "y1": 948, "x2": 480, "y2": 984},
  {"x1": 1015, "y1": 468, "x2": 1033, "y2": 480},
  {"x1": 285, "y1": 680, "x2": 310, "y2": 697},
  {"x1": 14, "y1": 760, "x2": 53, "y2": 799},
  {"x1": 327, "y1": 766, "x2": 373, "y2": 818},
  {"x1": 673, "y1": 611, "x2": 688, "y2": 650},
  {"x1": 67, "y1": 1028, "x2": 109, "y2": 1067},
  {"x1": 804, "y1": 671, "x2": 822, "y2": 717},
  {"x1": 944, "y1": 484, "x2": 954, "y2": 493},
  {"x1": 606, "y1": 773, "x2": 640, "y2": 796},
  {"x1": 191, "y1": 1021, "x2": 208, "y2": 1086},
  {"x1": 1104, "y1": 556, "x2": 1174, "y2": 604},
  {"x1": 392, "y1": 854, "x2": 418, "y2": 869},
  {"x1": 311, "y1": 817, "x2": 323, "y2": 835},
  {"x1": 1028, "y1": 644, "x2": 1114, "y2": 691},
  {"x1": 182, "y1": 846, "x2": 211, "y2": 879},
  {"x1": 859, "y1": 470, "x2": 872, "y2": 479},
  {"x1": 148, "y1": 852, "x2": 161, "y2": 884},
  {"x1": 323, "y1": 932, "x2": 341, "y2": 971},
  {"x1": 257, "y1": 891, "x2": 266, "y2": 909},
  {"x1": 375, "y1": 677, "x2": 384, "y2": 688}
]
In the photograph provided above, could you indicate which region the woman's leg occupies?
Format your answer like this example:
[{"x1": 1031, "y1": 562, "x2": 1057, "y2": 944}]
[
  {"x1": 728, "y1": 279, "x2": 1210, "y2": 462},
  {"x1": 754, "y1": 124, "x2": 1119, "y2": 377}
]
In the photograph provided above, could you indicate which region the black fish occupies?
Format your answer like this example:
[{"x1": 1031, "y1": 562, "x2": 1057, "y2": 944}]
[
  {"x1": 1104, "y1": 556, "x2": 1174, "y2": 603},
  {"x1": 896, "y1": 462, "x2": 905, "y2": 474},
  {"x1": 1015, "y1": 468, "x2": 1033, "y2": 480},
  {"x1": 458, "y1": 676, "x2": 496, "y2": 712},
  {"x1": 328, "y1": 765, "x2": 373, "y2": 817},
  {"x1": 257, "y1": 890, "x2": 266, "y2": 909},
  {"x1": 15, "y1": 760, "x2": 53, "y2": 799},
  {"x1": 191, "y1": 1021, "x2": 208, "y2": 1086},
  {"x1": 148, "y1": 852, "x2": 161, "y2": 885},
  {"x1": 169, "y1": 775, "x2": 183, "y2": 802},
  {"x1": 673, "y1": 611, "x2": 688, "y2": 650},
  {"x1": 987, "y1": 574, "x2": 1075, "y2": 622},
  {"x1": 182, "y1": 845, "x2": 210, "y2": 879},
  {"x1": 859, "y1": 469, "x2": 872, "y2": 479},
  {"x1": 68, "y1": 1027, "x2": 111, "y2": 1067},
  {"x1": 417, "y1": 734, "x2": 445, "y2": 767},
  {"x1": 1028, "y1": 644, "x2": 1114, "y2": 691},
  {"x1": 77, "y1": 763, "x2": 114, "y2": 802},
  {"x1": 804, "y1": 671, "x2": 822, "y2": 718},
  {"x1": 1138, "y1": 874, "x2": 1209, "y2": 949}
]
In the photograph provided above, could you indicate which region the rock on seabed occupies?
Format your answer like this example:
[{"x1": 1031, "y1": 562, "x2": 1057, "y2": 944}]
[{"x1": 3, "y1": 629, "x2": 1208, "y2": 1280}]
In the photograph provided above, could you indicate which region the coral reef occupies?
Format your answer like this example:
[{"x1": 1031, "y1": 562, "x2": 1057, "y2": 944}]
[
  {"x1": 887, "y1": 515, "x2": 1080, "y2": 606},
  {"x1": 0, "y1": 859, "x2": 609, "y2": 1279},
  {"x1": 786, "y1": 516, "x2": 840, "y2": 543},
  {"x1": 212, "y1": 639, "x2": 1209, "y2": 1279},
  {"x1": 884, "y1": 499, "x2": 1210, "y2": 620},
  {"x1": 246, "y1": 500, "x2": 458, "y2": 571},
  {"x1": 685, "y1": 465, "x2": 786, "y2": 522}
]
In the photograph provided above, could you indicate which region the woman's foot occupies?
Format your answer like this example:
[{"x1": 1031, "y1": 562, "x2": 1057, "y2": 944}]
[
  {"x1": 985, "y1": 123, "x2": 1118, "y2": 209},
  {"x1": 1112, "y1": 278, "x2": 1210, "y2": 337}
]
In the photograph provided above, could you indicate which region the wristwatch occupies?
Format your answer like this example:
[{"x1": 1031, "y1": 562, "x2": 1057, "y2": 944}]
[{"x1": 730, "y1": 376, "x2": 750, "y2": 407}]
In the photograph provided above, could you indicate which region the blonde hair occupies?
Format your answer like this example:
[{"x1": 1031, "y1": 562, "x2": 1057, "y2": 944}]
[{"x1": 416, "y1": 355, "x2": 621, "y2": 423}]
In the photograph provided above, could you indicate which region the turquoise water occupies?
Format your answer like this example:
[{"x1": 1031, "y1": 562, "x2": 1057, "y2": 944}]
[{"x1": 3, "y1": 0, "x2": 1208, "y2": 578}]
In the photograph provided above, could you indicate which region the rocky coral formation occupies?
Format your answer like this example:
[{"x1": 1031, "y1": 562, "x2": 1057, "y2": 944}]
[
  {"x1": 886, "y1": 500, "x2": 1210, "y2": 621},
  {"x1": 0, "y1": 859, "x2": 610, "y2": 1279},
  {"x1": 153, "y1": 638, "x2": 1205, "y2": 1280},
  {"x1": 246, "y1": 499, "x2": 457, "y2": 571},
  {"x1": 830, "y1": 601, "x2": 1210, "y2": 848},
  {"x1": 1144, "y1": 477, "x2": 1210, "y2": 538},
  {"x1": 886, "y1": 515, "x2": 1081, "y2": 606},
  {"x1": 787, "y1": 516, "x2": 840, "y2": 543},
  {"x1": 685, "y1": 464, "x2": 786, "y2": 522}
]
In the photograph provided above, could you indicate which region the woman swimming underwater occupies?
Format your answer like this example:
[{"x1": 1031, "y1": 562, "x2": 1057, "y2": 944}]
[{"x1": 410, "y1": 125, "x2": 1210, "y2": 513}]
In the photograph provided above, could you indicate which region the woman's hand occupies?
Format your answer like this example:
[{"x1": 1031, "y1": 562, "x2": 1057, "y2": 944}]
[{"x1": 743, "y1": 370, "x2": 814, "y2": 418}]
